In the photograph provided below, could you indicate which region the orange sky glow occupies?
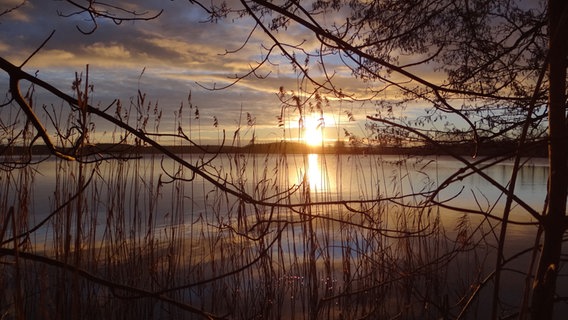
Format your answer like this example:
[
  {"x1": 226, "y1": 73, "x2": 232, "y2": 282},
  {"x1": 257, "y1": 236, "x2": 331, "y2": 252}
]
[{"x1": 0, "y1": 0, "x2": 435, "y2": 147}]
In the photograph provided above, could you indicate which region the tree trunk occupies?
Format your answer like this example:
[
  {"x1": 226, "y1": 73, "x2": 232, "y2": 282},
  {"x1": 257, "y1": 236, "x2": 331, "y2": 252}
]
[{"x1": 531, "y1": 0, "x2": 568, "y2": 319}]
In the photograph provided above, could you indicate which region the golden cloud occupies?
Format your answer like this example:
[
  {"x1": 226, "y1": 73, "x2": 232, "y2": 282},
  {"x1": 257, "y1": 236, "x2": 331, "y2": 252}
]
[
  {"x1": 0, "y1": 0, "x2": 32, "y2": 22},
  {"x1": 84, "y1": 42, "x2": 132, "y2": 59},
  {"x1": 27, "y1": 49, "x2": 77, "y2": 68}
]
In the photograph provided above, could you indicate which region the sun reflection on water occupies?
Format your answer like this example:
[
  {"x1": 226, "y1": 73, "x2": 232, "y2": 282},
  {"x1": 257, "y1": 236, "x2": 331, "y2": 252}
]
[{"x1": 307, "y1": 153, "x2": 325, "y2": 192}]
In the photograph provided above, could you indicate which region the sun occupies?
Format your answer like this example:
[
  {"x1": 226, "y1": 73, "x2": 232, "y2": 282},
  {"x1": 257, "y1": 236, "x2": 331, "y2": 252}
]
[{"x1": 303, "y1": 113, "x2": 324, "y2": 146}]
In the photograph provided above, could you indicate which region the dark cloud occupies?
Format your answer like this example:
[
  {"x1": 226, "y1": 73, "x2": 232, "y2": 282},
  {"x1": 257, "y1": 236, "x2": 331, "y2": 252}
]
[{"x1": 1, "y1": 0, "x2": 368, "y2": 144}]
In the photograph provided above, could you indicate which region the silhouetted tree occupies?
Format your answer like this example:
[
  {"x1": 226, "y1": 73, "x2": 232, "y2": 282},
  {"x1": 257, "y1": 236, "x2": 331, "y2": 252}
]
[
  {"x1": 1, "y1": 0, "x2": 567, "y2": 319},
  {"x1": 198, "y1": 1, "x2": 565, "y2": 319}
]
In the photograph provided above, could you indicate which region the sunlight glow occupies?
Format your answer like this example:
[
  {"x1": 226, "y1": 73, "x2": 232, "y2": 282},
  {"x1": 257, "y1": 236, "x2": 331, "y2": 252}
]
[
  {"x1": 303, "y1": 113, "x2": 324, "y2": 146},
  {"x1": 307, "y1": 153, "x2": 324, "y2": 191}
]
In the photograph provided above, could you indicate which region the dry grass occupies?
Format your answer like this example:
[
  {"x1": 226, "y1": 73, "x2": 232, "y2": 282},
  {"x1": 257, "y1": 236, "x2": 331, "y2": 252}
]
[
  {"x1": 0, "y1": 85, "x2": 535, "y2": 320},
  {"x1": 1, "y1": 146, "x2": 491, "y2": 319}
]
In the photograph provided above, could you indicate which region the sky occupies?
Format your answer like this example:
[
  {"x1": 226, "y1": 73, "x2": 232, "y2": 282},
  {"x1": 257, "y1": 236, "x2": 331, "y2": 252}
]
[{"x1": 0, "y1": 0, "x2": 421, "y2": 146}]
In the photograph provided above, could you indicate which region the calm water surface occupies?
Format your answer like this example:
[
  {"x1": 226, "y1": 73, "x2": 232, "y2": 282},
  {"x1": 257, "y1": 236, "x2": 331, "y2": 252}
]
[
  {"x1": 27, "y1": 153, "x2": 548, "y2": 236},
  {"x1": 7, "y1": 152, "x2": 560, "y2": 318}
]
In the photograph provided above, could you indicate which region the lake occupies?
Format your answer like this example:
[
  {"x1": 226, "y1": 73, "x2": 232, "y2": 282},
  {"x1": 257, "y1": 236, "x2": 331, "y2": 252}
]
[{"x1": 1, "y1": 152, "x2": 563, "y2": 319}]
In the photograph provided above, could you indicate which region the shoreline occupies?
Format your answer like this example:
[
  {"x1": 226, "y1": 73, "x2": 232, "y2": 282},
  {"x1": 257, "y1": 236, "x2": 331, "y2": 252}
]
[{"x1": 1, "y1": 139, "x2": 548, "y2": 158}]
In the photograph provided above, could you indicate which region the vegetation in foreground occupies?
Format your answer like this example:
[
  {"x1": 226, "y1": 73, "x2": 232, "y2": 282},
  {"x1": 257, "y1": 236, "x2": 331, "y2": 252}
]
[{"x1": 1, "y1": 0, "x2": 567, "y2": 319}]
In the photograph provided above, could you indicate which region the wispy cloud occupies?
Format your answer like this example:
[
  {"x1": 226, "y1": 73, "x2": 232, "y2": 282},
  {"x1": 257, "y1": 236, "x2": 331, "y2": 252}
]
[{"x1": 0, "y1": 0, "x2": 396, "y2": 144}]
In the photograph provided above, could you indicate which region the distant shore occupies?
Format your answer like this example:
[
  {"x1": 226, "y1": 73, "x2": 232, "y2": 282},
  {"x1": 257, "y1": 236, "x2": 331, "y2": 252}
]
[{"x1": 1, "y1": 140, "x2": 548, "y2": 158}]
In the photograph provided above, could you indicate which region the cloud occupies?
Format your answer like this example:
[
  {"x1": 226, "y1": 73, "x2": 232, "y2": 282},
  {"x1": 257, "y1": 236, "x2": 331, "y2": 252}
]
[
  {"x1": 0, "y1": 0, "x2": 31, "y2": 22},
  {"x1": 0, "y1": 41, "x2": 10, "y2": 53},
  {"x1": 29, "y1": 49, "x2": 77, "y2": 66},
  {"x1": 84, "y1": 42, "x2": 132, "y2": 59},
  {"x1": 1, "y1": 0, "x2": 424, "y2": 144}
]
